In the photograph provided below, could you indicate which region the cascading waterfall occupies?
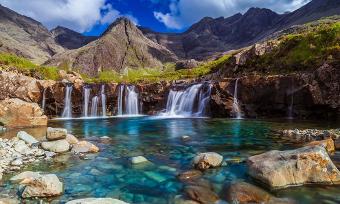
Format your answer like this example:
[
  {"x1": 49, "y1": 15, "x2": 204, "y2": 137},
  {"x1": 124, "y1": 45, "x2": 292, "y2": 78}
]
[
  {"x1": 232, "y1": 78, "x2": 242, "y2": 119},
  {"x1": 116, "y1": 85, "x2": 140, "y2": 116},
  {"x1": 41, "y1": 88, "x2": 46, "y2": 111},
  {"x1": 125, "y1": 85, "x2": 139, "y2": 115},
  {"x1": 82, "y1": 87, "x2": 91, "y2": 117},
  {"x1": 101, "y1": 85, "x2": 107, "y2": 117},
  {"x1": 62, "y1": 84, "x2": 73, "y2": 118},
  {"x1": 162, "y1": 83, "x2": 211, "y2": 117},
  {"x1": 117, "y1": 85, "x2": 124, "y2": 116},
  {"x1": 91, "y1": 96, "x2": 99, "y2": 117}
]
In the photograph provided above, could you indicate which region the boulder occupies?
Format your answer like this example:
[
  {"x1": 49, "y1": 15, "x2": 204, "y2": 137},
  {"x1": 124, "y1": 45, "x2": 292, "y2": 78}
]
[
  {"x1": 66, "y1": 134, "x2": 79, "y2": 145},
  {"x1": 175, "y1": 59, "x2": 199, "y2": 70},
  {"x1": 247, "y1": 146, "x2": 340, "y2": 189},
  {"x1": 184, "y1": 185, "x2": 219, "y2": 204},
  {"x1": 19, "y1": 173, "x2": 63, "y2": 198},
  {"x1": 10, "y1": 171, "x2": 41, "y2": 183},
  {"x1": 226, "y1": 182, "x2": 296, "y2": 204},
  {"x1": 17, "y1": 131, "x2": 39, "y2": 145},
  {"x1": 66, "y1": 198, "x2": 129, "y2": 204},
  {"x1": 46, "y1": 127, "x2": 67, "y2": 141},
  {"x1": 305, "y1": 138, "x2": 335, "y2": 153},
  {"x1": 193, "y1": 152, "x2": 223, "y2": 170},
  {"x1": 71, "y1": 141, "x2": 99, "y2": 154},
  {"x1": 130, "y1": 156, "x2": 148, "y2": 164},
  {"x1": 177, "y1": 170, "x2": 203, "y2": 182},
  {"x1": 0, "y1": 98, "x2": 47, "y2": 128},
  {"x1": 0, "y1": 197, "x2": 19, "y2": 204},
  {"x1": 41, "y1": 139, "x2": 70, "y2": 153}
]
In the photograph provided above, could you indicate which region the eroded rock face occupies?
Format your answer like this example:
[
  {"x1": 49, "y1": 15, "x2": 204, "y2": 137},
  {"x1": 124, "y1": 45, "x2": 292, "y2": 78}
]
[
  {"x1": 247, "y1": 146, "x2": 340, "y2": 189},
  {"x1": 193, "y1": 152, "x2": 223, "y2": 170},
  {"x1": 226, "y1": 182, "x2": 295, "y2": 204},
  {"x1": 0, "y1": 98, "x2": 47, "y2": 128}
]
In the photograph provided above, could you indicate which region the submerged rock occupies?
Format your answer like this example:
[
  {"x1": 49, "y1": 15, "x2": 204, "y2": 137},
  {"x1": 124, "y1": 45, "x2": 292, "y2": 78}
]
[
  {"x1": 193, "y1": 152, "x2": 223, "y2": 170},
  {"x1": 130, "y1": 156, "x2": 148, "y2": 164},
  {"x1": 66, "y1": 198, "x2": 129, "y2": 204},
  {"x1": 46, "y1": 127, "x2": 67, "y2": 141},
  {"x1": 41, "y1": 139, "x2": 70, "y2": 153},
  {"x1": 17, "y1": 131, "x2": 39, "y2": 146},
  {"x1": 226, "y1": 181, "x2": 296, "y2": 204},
  {"x1": 177, "y1": 170, "x2": 203, "y2": 182},
  {"x1": 247, "y1": 146, "x2": 340, "y2": 189},
  {"x1": 184, "y1": 185, "x2": 219, "y2": 204},
  {"x1": 71, "y1": 141, "x2": 99, "y2": 154}
]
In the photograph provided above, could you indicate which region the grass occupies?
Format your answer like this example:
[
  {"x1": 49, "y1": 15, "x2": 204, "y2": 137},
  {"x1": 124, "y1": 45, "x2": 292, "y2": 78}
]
[
  {"x1": 0, "y1": 52, "x2": 60, "y2": 80},
  {"x1": 240, "y1": 21, "x2": 340, "y2": 74}
]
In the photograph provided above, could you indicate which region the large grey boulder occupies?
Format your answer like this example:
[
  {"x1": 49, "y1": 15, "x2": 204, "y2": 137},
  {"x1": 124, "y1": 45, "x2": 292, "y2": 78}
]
[
  {"x1": 66, "y1": 198, "x2": 129, "y2": 204},
  {"x1": 193, "y1": 152, "x2": 223, "y2": 170},
  {"x1": 41, "y1": 139, "x2": 70, "y2": 153},
  {"x1": 17, "y1": 131, "x2": 39, "y2": 146},
  {"x1": 247, "y1": 146, "x2": 340, "y2": 189},
  {"x1": 46, "y1": 127, "x2": 67, "y2": 141}
]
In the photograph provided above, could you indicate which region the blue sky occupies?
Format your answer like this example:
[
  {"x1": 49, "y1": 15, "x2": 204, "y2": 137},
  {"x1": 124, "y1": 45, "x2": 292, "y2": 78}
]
[{"x1": 0, "y1": 0, "x2": 311, "y2": 36}]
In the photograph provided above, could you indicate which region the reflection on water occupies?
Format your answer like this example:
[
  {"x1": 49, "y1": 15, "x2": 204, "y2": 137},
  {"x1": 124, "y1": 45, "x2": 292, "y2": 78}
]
[{"x1": 0, "y1": 117, "x2": 339, "y2": 203}]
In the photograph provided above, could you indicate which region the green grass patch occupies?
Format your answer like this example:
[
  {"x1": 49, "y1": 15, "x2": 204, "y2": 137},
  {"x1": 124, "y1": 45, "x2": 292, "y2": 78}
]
[{"x1": 0, "y1": 52, "x2": 61, "y2": 80}]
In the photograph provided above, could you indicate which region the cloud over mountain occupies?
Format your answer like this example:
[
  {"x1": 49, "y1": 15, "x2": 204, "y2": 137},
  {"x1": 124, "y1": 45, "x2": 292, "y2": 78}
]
[{"x1": 153, "y1": 0, "x2": 311, "y2": 29}]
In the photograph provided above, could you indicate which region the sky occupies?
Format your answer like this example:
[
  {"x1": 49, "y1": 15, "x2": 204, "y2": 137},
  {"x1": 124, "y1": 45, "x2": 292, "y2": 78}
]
[{"x1": 0, "y1": 0, "x2": 311, "y2": 36}]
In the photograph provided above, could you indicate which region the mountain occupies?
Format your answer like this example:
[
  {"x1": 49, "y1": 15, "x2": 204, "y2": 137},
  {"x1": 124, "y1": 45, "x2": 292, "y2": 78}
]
[
  {"x1": 45, "y1": 18, "x2": 178, "y2": 76},
  {"x1": 0, "y1": 4, "x2": 65, "y2": 64},
  {"x1": 142, "y1": 0, "x2": 340, "y2": 60},
  {"x1": 51, "y1": 26, "x2": 97, "y2": 49}
]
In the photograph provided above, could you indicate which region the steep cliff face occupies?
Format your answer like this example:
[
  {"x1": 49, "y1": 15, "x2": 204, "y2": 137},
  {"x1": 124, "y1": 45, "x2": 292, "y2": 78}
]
[
  {"x1": 142, "y1": 0, "x2": 340, "y2": 60},
  {"x1": 45, "y1": 18, "x2": 178, "y2": 76},
  {"x1": 51, "y1": 26, "x2": 97, "y2": 50},
  {"x1": 0, "y1": 5, "x2": 65, "y2": 64}
]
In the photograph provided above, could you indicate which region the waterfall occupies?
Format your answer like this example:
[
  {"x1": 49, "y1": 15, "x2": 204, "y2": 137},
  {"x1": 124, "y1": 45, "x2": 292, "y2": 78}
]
[
  {"x1": 91, "y1": 96, "x2": 99, "y2": 117},
  {"x1": 162, "y1": 83, "x2": 211, "y2": 117},
  {"x1": 125, "y1": 85, "x2": 139, "y2": 115},
  {"x1": 82, "y1": 87, "x2": 91, "y2": 117},
  {"x1": 101, "y1": 85, "x2": 107, "y2": 117},
  {"x1": 116, "y1": 85, "x2": 140, "y2": 116},
  {"x1": 62, "y1": 84, "x2": 73, "y2": 118},
  {"x1": 232, "y1": 78, "x2": 242, "y2": 119},
  {"x1": 41, "y1": 88, "x2": 46, "y2": 111},
  {"x1": 117, "y1": 85, "x2": 124, "y2": 116}
]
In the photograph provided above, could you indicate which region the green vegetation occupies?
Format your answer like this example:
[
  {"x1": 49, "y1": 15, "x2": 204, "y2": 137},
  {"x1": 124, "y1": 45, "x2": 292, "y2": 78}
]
[
  {"x1": 0, "y1": 52, "x2": 60, "y2": 80},
  {"x1": 83, "y1": 54, "x2": 231, "y2": 83},
  {"x1": 243, "y1": 20, "x2": 340, "y2": 74}
]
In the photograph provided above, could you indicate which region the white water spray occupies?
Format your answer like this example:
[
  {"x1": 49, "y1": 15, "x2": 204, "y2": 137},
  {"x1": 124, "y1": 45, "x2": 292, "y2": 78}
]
[
  {"x1": 83, "y1": 87, "x2": 91, "y2": 117},
  {"x1": 41, "y1": 88, "x2": 46, "y2": 112},
  {"x1": 62, "y1": 84, "x2": 73, "y2": 118},
  {"x1": 117, "y1": 85, "x2": 139, "y2": 116},
  {"x1": 232, "y1": 78, "x2": 242, "y2": 119},
  {"x1": 101, "y1": 85, "x2": 107, "y2": 117},
  {"x1": 91, "y1": 96, "x2": 99, "y2": 117}
]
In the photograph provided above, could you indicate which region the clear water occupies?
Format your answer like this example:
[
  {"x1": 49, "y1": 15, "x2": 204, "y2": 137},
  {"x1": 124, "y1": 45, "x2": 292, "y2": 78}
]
[{"x1": 1, "y1": 117, "x2": 339, "y2": 204}]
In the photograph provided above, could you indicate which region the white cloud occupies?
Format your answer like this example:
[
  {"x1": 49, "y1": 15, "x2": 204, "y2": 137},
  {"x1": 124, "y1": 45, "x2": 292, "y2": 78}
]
[
  {"x1": 154, "y1": 0, "x2": 311, "y2": 29},
  {"x1": 0, "y1": 0, "x2": 139, "y2": 32}
]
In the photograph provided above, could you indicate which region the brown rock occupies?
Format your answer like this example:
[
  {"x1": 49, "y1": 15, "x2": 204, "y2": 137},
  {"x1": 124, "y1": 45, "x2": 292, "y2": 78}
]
[
  {"x1": 184, "y1": 185, "x2": 219, "y2": 204},
  {"x1": 19, "y1": 174, "x2": 63, "y2": 198},
  {"x1": 177, "y1": 170, "x2": 203, "y2": 182},
  {"x1": 247, "y1": 146, "x2": 340, "y2": 189},
  {"x1": 66, "y1": 134, "x2": 79, "y2": 145},
  {"x1": 226, "y1": 182, "x2": 296, "y2": 204},
  {"x1": 46, "y1": 127, "x2": 67, "y2": 141},
  {"x1": 71, "y1": 141, "x2": 99, "y2": 154},
  {"x1": 193, "y1": 152, "x2": 223, "y2": 170},
  {"x1": 0, "y1": 98, "x2": 47, "y2": 128},
  {"x1": 306, "y1": 138, "x2": 335, "y2": 153}
]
